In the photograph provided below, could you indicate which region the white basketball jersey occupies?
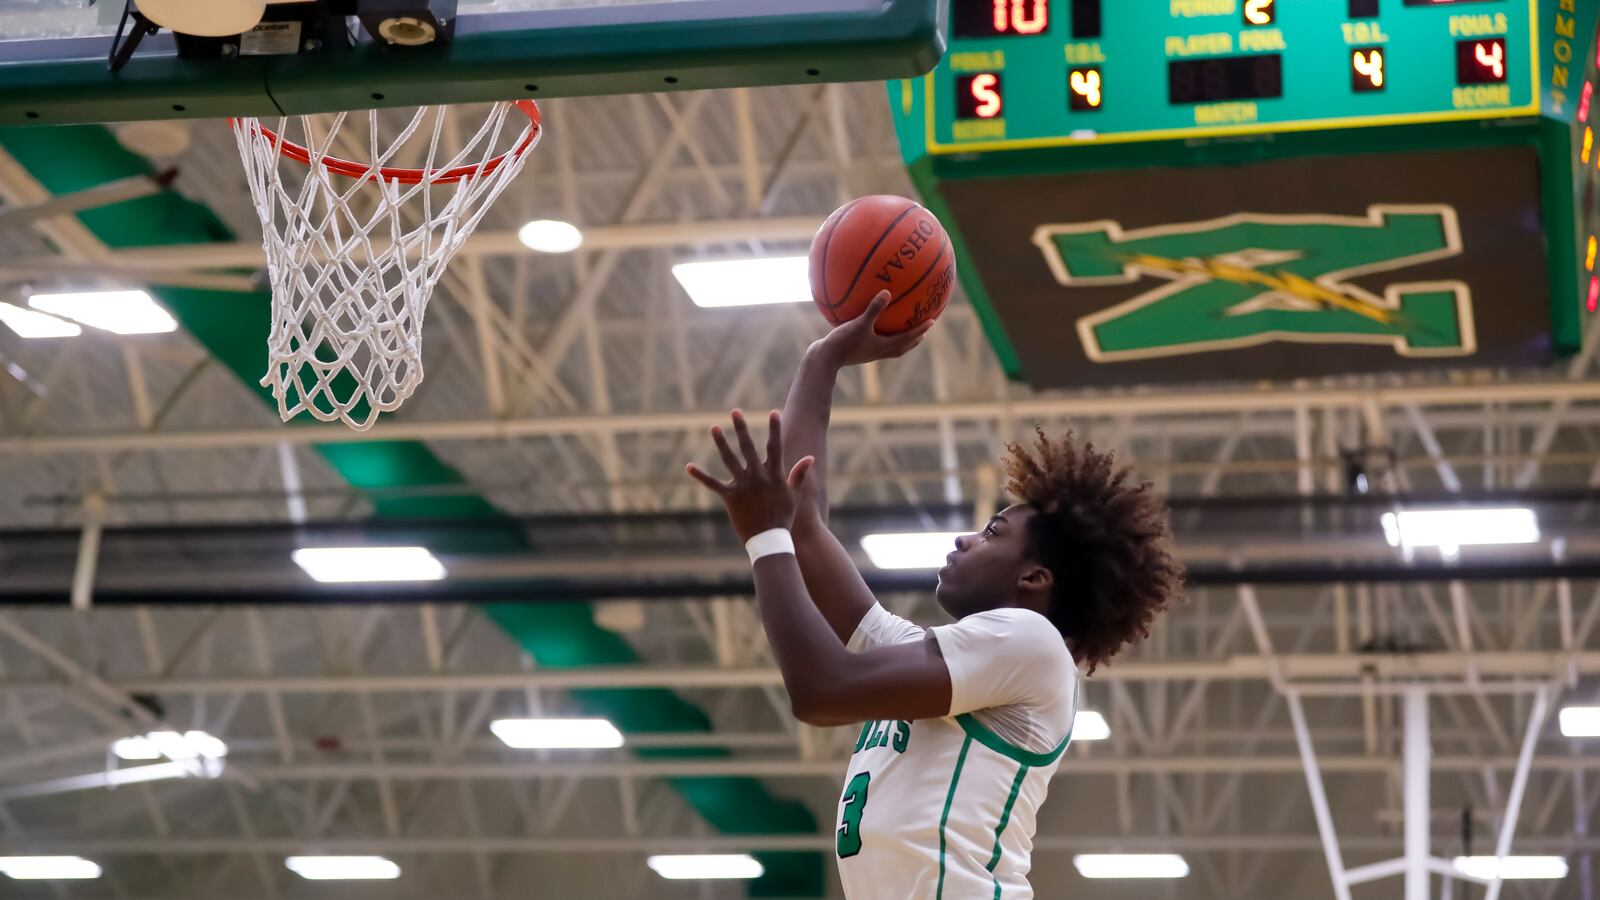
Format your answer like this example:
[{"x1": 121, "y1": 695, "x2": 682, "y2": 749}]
[{"x1": 835, "y1": 604, "x2": 1078, "y2": 900}]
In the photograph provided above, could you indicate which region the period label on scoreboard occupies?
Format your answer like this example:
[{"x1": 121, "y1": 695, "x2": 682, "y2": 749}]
[
  {"x1": 940, "y1": 146, "x2": 1550, "y2": 386},
  {"x1": 913, "y1": 0, "x2": 1540, "y2": 151}
]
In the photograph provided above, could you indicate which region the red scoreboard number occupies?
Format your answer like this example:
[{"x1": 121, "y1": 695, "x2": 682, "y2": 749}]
[
  {"x1": 952, "y1": 0, "x2": 1049, "y2": 38},
  {"x1": 1456, "y1": 37, "x2": 1507, "y2": 84},
  {"x1": 956, "y1": 73, "x2": 1005, "y2": 119}
]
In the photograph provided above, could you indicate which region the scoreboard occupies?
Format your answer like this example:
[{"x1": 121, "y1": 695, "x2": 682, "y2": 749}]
[
  {"x1": 911, "y1": 0, "x2": 1539, "y2": 152},
  {"x1": 889, "y1": 0, "x2": 1598, "y2": 388}
]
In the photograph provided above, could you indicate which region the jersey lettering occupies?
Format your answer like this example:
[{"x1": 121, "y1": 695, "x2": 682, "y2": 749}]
[{"x1": 852, "y1": 720, "x2": 912, "y2": 756}]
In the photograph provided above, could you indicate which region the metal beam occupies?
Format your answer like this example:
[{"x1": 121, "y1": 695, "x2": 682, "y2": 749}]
[
  {"x1": 4, "y1": 833, "x2": 1598, "y2": 856},
  {"x1": 38, "y1": 216, "x2": 826, "y2": 274},
  {"x1": 5, "y1": 378, "x2": 1600, "y2": 455},
  {"x1": 0, "y1": 651, "x2": 1591, "y2": 694}
]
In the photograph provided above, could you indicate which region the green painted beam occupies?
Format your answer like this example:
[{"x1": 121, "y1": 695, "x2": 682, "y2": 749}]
[{"x1": 0, "y1": 124, "x2": 823, "y2": 898}]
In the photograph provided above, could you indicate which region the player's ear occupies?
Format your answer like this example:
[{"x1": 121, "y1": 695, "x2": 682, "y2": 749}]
[{"x1": 1018, "y1": 564, "x2": 1053, "y2": 594}]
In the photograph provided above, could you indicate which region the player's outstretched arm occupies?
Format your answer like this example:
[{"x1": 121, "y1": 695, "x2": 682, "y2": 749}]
[
  {"x1": 782, "y1": 292, "x2": 932, "y2": 642},
  {"x1": 689, "y1": 410, "x2": 953, "y2": 727}
]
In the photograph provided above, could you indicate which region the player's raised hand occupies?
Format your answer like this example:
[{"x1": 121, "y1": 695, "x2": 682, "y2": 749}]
[
  {"x1": 814, "y1": 291, "x2": 935, "y2": 367},
  {"x1": 686, "y1": 410, "x2": 814, "y2": 542}
]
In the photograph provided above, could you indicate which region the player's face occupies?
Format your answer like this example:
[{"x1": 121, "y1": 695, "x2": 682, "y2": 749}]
[{"x1": 935, "y1": 503, "x2": 1038, "y2": 617}]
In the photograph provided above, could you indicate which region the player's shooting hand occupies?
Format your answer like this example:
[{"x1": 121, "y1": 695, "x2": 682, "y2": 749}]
[
  {"x1": 813, "y1": 291, "x2": 935, "y2": 367},
  {"x1": 686, "y1": 410, "x2": 814, "y2": 543}
]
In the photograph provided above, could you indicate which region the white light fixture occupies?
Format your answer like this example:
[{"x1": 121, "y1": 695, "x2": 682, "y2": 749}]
[
  {"x1": 0, "y1": 857, "x2": 102, "y2": 880},
  {"x1": 27, "y1": 290, "x2": 177, "y2": 335},
  {"x1": 860, "y1": 532, "x2": 964, "y2": 570},
  {"x1": 517, "y1": 219, "x2": 584, "y2": 253},
  {"x1": 285, "y1": 856, "x2": 401, "y2": 881},
  {"x1": 672, "y1": 256, "x2": 810, "y2": 308},
  {"x1": 1073, "y1": 710, "x2": 1110, "y2": 741},
  {"x1": 646, "y1": 854, "x2": 764, "y2": 880},
  {"x1": 1073, "y1": 853, "x2": 1190, "y2": 879},
  {"x1": 1560, "y1": 705, "x2": 1600, "y2": 738},
  {"x1": 291, "y1": 546, "x2": 446, "y2": 583},
  {"x1": 490, "y1": 717, "x2": 625, "y2": 749},
  {"x1": 1452, "y1": 856, "x2": 1568, "y2": 880},
  {"x1": 1380, "y1": 507, "x2": 1539, "y2": 558},
  {"x1": 0, "y1": 302, "x2": 81, "y2": 338},
  {"x1": 113, "y1": 729, "x2": 229, "y2": 762}
]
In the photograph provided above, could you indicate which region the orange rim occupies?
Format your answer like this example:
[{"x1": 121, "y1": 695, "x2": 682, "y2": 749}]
[{"x1": 230, "y1": 100, "x2": 541, "y2": 185}]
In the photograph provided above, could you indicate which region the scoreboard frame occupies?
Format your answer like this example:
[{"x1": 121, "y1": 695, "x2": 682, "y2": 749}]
[{"x1": 911, "y1": 0, "x2": 1543, "y2": 156}]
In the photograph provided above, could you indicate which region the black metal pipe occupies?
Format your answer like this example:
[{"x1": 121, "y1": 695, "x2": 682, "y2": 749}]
[
  {"x1": 5, "y1": 488, "x2": 1598, "y2": 542},
  {"x1": 2, "y1": 559, "x2": 1598, "y2": 605}
]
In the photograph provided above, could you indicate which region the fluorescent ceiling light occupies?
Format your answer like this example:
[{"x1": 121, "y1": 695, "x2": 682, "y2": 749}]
[
  {"x1": 673, "y1": 256, "x2": 809, "y2": 308},
  {"x1": 490, "y1": 718, "x2": 625, "y2": 749},
  {"x1": 646, "y1": 854, "x2": 764, "y2": 880},
  {"x1": 1560, "y1": 705, "x2": 1600, "y2": 738},
  {"x1": 860, "y1": 532, "x2": 964, "y2": 570},
  {"x1": 1452, "y1": 856, "x2": 1568, "y2": 880},
  {"x1": 106, "y1": 761, "x2": 215, "y2": 785},
  {"x1": 1380, "y1": 508, "x2": 1539, "y2": 557},
  {"x1": 28, "y1": 290, "x2": 177, "y2": 335},
  {"x1": 0, "y1": 302, "x2": 81, "y2": 338},
  {"x1": 517, "y1": 219, "x2": 583, "y2": 253},
  {"x1": 1073, "y1": 710, "x2": 1110, "y2": 741},
  {"x1": 0, "y1": 857, "x2": 102, "y2": 880},
  {"x1": 292, "y1": 546, "x2": 446, "y2": 583},
  {"x1": 1073, "y1": 854, "x2": 1190, "y2": 879},
  {"x1": 285, "y1": 856, "x2": 400, "y2": 880},
  {"x1": 114, "y1": 730, "x2": 228, "y2": 761}
]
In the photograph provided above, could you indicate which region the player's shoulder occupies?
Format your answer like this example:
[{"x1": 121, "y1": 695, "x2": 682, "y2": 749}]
[
  {"x1": 961, "y1": 605, "x2": 1055, "y2": 632},
  {"x1": 956, "y1": 607, "x2": 1074, "y2": 660}
]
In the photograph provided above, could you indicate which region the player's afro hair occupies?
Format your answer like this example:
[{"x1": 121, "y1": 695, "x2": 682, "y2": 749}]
[{"x1": 1003, "y1": 427, "x2": 1183, "y2": 675}]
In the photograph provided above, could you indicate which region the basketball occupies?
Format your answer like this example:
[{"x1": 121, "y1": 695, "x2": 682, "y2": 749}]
[{"x1": 808, "y1": 195, "x2": 956, "y2": 334}]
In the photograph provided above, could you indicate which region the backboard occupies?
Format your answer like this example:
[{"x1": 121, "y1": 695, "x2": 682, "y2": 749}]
[{"x1": 0, "y1": 0, "x2": 944, "y2": 126}]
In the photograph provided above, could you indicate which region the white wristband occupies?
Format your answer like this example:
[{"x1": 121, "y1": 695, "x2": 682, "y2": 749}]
[{"x1": 745, "y1": 528, "x2": 795, "y2": 564}]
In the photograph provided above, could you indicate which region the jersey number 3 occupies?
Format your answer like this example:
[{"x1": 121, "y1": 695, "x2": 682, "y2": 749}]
[{"x1": 837, "y1": 772, "x2": 870, "y2": 858}]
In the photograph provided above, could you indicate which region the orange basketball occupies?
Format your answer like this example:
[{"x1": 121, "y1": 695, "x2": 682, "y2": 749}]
[{"x1": 808, "y1": 195, "x2": 956, "y2": 334}]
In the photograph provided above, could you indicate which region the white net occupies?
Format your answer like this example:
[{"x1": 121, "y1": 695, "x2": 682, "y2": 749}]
[{"x1": 233, "y1": 102, "x2": 540, "y2": 430}]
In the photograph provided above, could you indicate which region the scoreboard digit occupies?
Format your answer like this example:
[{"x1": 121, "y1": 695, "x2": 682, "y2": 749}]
[{"x1": 953, "y1": 0, "x2": 1051, "y2": 38}]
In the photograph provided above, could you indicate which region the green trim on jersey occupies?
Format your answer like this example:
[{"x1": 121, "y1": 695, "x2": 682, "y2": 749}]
[
  {"x1": 956, "y1": 714, "x2": 1072, "y2": 767},
  {"x1": 934, "y1": 736, "x2": 973, "y2": 900},
  {"x1": 985, "y1": 763, "x2": 1029, "y2": 897}
]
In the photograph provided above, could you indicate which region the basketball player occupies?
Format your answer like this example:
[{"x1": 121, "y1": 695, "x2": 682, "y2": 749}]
[{"x1": 686, "y1": 293, "x2": 1183, "y2": 899}]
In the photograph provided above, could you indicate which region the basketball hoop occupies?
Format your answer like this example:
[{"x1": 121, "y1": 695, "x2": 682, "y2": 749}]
[{"x1": 231, "y1": 100, "x2": 540, "y2": 430}]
